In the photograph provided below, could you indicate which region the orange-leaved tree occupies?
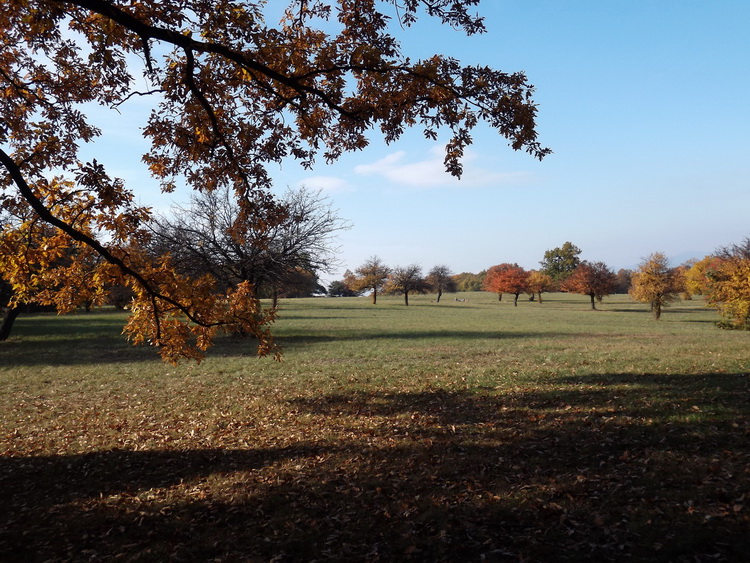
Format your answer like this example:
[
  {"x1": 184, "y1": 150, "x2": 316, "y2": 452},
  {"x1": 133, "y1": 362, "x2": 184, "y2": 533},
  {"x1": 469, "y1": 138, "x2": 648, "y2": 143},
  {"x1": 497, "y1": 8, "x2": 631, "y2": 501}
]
[
  {"x1": 483, "y1": 263, "x2": 530, "y2": 306},
  {"x1": 1, "y1": 1, "x2": 548, "y2": 361},
  {"x1": 561, "y1": 261, "x2": 617, "y2": 310},
  {"x1": 629, "y1": 252, "x2": 684, "y2": 320}
]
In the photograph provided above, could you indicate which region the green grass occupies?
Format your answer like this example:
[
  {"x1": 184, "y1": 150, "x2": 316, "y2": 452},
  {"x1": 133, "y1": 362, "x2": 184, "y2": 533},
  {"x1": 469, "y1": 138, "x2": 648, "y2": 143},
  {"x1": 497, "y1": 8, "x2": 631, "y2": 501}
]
[{"x1": 1, "y1": 293, "x2": 749, "y2": 561}]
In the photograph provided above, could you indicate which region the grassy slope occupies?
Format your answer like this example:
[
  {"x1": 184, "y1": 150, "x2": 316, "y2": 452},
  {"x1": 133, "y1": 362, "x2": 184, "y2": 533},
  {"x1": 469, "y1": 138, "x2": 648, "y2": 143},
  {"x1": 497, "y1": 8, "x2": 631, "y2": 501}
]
[{"x1": 1, "y1": 293, "x2": 748, "y2": 561}]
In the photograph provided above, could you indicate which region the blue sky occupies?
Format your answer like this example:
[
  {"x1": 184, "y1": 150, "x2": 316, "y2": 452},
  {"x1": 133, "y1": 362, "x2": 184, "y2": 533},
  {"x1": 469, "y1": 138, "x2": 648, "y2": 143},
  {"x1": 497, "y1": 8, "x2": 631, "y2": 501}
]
[{"x1": 87, "y1": 1, "x2": 750, "y2": 281}]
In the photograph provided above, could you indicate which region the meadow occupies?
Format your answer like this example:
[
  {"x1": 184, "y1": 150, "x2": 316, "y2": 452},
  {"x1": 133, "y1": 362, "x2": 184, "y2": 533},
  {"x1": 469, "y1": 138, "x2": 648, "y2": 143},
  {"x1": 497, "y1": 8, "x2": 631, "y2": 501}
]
[{"x1": 1, "y1": 292, "x2": 748, "y2": 561}]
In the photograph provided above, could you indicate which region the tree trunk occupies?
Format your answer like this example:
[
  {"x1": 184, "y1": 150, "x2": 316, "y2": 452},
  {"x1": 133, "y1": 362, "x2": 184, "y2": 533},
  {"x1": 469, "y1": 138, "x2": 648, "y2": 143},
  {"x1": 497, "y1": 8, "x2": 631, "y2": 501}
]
[
  {"x1": 436, "y1": 290, "x2": 442, "y2": 303},
  {"x1": 538, "y1": 291, "x2": 543, "y2": 303},
  {"x1": 498, "y1": 293, "x2": 502, "y2": 301},
  {"x1": 0, "y1": 307, "x2": 21, "y2": 342},
  {"x1": 404, "y1": 291, "x2": 409, "y2": 306},
  {"x1": 590, "y1": 293, "x2": 596, "y2": 310},
  {"x1": 372, "y1": 288, "x2": 377, "y2": 305},
  {"x1": 272, "y1": 287, "x2": 279, "y2": 309},
  {"x1": 513, "y1": 292, "x2": 519, "y2": 306},
  {"x1": 653, "y1": 300, "x2": 662, "y2": 320}
]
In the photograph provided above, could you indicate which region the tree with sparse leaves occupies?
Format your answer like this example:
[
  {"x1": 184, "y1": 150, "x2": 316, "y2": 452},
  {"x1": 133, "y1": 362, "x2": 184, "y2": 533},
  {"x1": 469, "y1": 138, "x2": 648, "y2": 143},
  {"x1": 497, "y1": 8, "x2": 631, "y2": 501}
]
[
  {"x1": 561, "y1": 261, "x2": 617, "y2": 310},
  {"x1": 345, "y1": 256, "x2": 391, "y2": 305},
  {"x1": 426, "y1": 265, "x2": 456, "y2": 303},
  {"x1": 629, "y1": 252, "x2": 683, "y2": 320},
  {"x1": 1, "y1": 1, "x2": 548, "y2": 361},
  {"x1": 386, "y1": 264, "x2": 429, "y2": 306}
]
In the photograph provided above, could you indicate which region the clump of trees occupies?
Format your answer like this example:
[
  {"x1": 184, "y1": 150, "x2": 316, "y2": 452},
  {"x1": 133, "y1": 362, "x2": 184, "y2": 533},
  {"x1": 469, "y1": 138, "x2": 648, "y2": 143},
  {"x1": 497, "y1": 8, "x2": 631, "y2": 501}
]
[
  {"x1": 340, "y1": 260, "x2": 456, "y2": 305},
  {"x1": 0, "y1": 1, "x2": 547, "y2": 361},
  {"x1": 453, "y1": 271, "x2": 486, "y2": 292},
  {"x1": 327, "y1": 280, "x2": 359, "y2": 298},
  {"x1": 614, "y1": 269, "x2": 633, "y2": 294}
]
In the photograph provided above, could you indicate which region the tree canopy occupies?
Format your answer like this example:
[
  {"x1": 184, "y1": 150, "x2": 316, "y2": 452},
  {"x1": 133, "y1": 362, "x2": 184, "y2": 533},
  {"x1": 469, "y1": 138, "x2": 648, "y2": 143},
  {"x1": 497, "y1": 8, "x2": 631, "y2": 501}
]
[
  {"x1": 629, "y1": 252, "x2": 683, "y2": 320},
  {"x1": 0, "y1": 1, "x2": 548, "y2": 361},
  {"x1": 344, "y1": 256, "x2": 391, "y2": 305},
  {"x1": 526, "y1": 270, "x2": 553, "y2": 303},
  {"x1": 150, "y1": 185, "x2": 348, "y2": 308},
  {"x1": 540, "y1": 242, "x2": 582, "y2": 283},
  {"x1": 426, "y1": 265, "x2": 455, "y2": 303},
  {"x1": 705, "y1": 238, "x2": 750, "y2": 330},
  {"x1": 561, "y1": 260, "x2": 617, "y2": 310},
  {"x1": 385, "y1": 264, "x2": 429, "y2": 306},
  {"x1": 483, "y1": 263, "x2": 529, "y2": 306}
]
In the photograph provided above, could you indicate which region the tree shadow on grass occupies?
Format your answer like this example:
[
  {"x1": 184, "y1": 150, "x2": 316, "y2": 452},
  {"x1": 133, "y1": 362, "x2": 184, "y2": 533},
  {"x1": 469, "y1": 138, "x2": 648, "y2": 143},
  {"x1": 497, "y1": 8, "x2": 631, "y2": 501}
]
[
  {"x1": 2, "y1": 374, "x2": 749, "y2": 561},
  {"x1": 1, "y1": 326, "x2": 572, "y2": 367}
]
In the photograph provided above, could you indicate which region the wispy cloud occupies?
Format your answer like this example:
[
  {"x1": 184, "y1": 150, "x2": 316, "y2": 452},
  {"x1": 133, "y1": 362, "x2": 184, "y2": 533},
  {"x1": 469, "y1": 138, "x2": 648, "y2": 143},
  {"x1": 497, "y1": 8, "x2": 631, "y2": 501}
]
[
  {"x1": 354, "y1": 145, "x2": 531, "y2": 189},
  {"x1": 296, "y1": 175, "x2": 353, "y2": 193}
]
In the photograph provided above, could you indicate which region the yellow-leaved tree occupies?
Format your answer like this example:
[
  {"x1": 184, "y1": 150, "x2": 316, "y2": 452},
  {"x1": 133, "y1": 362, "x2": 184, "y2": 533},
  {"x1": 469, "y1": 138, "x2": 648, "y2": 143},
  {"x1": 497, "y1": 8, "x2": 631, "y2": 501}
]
[
  {"x1": 344, "y1": 256, "x2": 391, "y2": 305},
  {"x1": 705, "y1": 239, "x2": 750, "y2": 330},
  {"x1": 0, "y1": 1, "x2": 548, "y2": 361},
  {"x1": 629, "y1": 252, "x2": 684, "y2": 320}
]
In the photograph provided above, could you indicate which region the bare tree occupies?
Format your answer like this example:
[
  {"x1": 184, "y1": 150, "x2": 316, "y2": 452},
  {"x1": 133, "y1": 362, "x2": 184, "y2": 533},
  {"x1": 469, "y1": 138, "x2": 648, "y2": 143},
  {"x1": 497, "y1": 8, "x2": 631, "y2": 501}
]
[
  {"x1": 426, "y1": 265, "x2": 456, "y2": 303},
  {"x1": 150, "y1": 186, "x2": 349, "y2": 307}
]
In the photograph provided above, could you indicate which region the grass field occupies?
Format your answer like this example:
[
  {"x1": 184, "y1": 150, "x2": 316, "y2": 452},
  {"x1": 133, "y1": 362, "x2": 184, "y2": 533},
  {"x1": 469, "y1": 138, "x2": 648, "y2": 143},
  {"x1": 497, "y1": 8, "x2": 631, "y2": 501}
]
[{"x1": 1, "y1": 292, "x2": 748, "y2": 561}]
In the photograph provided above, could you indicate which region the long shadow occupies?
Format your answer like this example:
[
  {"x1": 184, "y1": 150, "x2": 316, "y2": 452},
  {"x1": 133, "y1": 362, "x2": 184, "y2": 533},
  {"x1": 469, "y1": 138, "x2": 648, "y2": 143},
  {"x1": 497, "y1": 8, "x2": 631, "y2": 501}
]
[
  {"x1": 276, "y1": 329, "x2": 572, "y2": 346},
  {"x1": 1, "y1": 326, "x2": 572, "y2": 367},
  {"x1": 2, "y1": 377, "x2": 748, "y2": 561}
]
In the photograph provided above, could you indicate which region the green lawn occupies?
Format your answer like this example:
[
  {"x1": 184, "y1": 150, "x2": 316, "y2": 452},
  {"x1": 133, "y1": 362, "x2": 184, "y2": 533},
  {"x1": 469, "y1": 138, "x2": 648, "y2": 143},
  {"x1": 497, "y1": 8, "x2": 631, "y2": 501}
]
[{"x1": 1, "y1": 293, "x2": 748, "y2": 561}]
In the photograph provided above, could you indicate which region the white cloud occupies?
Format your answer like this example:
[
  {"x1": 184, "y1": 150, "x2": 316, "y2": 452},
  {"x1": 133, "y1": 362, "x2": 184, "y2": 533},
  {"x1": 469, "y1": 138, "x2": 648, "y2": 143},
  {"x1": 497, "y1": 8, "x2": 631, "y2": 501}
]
[{"x1": 354, "y1": 145, "x2": 532, "y2": 189}]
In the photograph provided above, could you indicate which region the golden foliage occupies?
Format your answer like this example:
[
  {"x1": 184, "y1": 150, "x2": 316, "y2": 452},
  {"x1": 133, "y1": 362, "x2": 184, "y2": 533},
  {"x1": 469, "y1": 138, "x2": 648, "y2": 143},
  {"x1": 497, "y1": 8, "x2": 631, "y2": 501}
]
[
  {"x1": 344, "y1": 256, "x2": 391, "y2": 304},
  {"x1": 629, "y1": 253, "x2": 683, "y2": 320},
  {"x1": 705, "y1": 241, "x2": 750, "y2": 330},
  {"x1": 1, "y1": 0, "x2": 548, "y2": 360}
]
